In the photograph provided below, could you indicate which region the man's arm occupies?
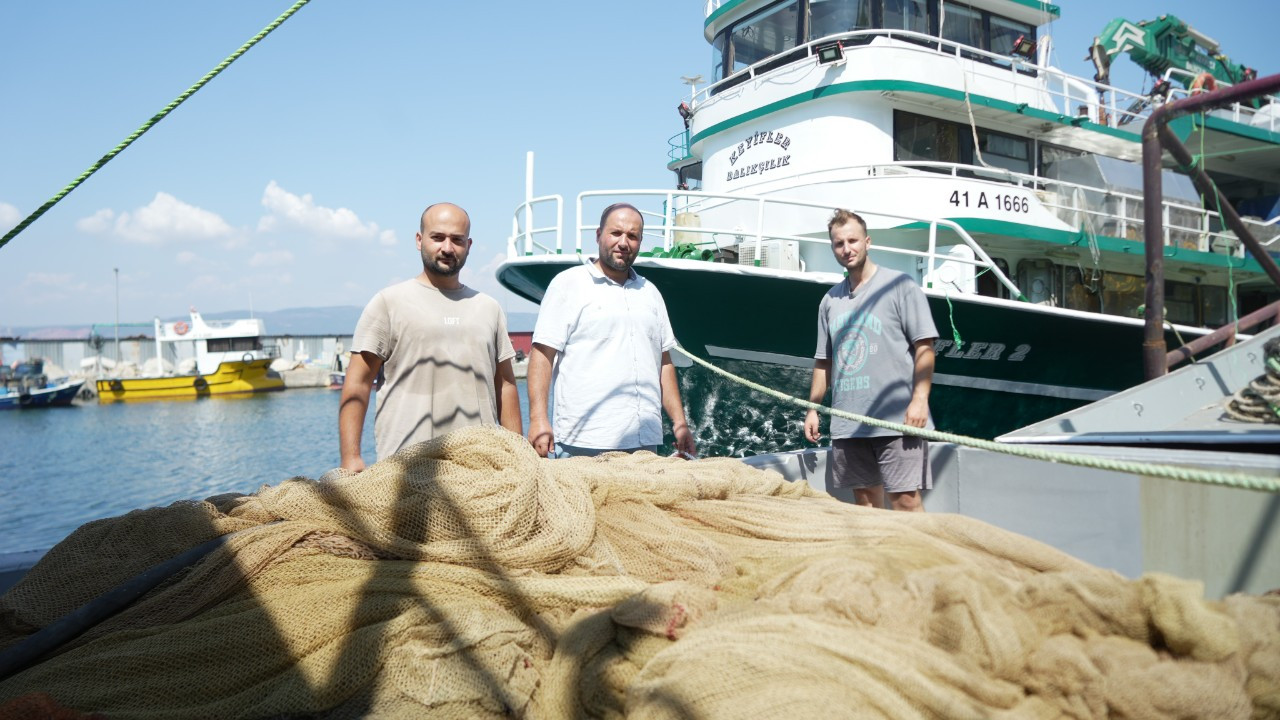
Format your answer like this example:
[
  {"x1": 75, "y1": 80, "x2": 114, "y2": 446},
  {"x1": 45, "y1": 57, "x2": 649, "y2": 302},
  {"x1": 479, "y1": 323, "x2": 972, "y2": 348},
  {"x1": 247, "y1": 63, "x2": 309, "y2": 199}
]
[
  {"x1": 804, "y1": 358, "x2": 831, "y2": 444},
  {"x1": 494, "y1": 358, "x2": 522, "y2": 435},
  {"x1": 527, "y1": 343, "x2": 557, "y2": 457},
  {"x1": 339, "y1": 350, "x2": 383, "y2": 472},
  {"x1": 659, "y1": 351, "x2": 696, "y2": 457},
  {"x1": 904, "y1": 339, "x2": 935, "y2": 428}
]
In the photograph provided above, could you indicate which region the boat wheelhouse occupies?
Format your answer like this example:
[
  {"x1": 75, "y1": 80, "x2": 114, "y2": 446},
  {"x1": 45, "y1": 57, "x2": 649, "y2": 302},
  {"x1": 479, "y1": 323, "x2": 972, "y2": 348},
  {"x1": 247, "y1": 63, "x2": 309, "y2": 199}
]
[
  {"x1": 498, "y1": 0, "x2": 1280, "y2": 445},
  {"x1": 96, "y1": 309, "x2": 283, "y2": 403}
]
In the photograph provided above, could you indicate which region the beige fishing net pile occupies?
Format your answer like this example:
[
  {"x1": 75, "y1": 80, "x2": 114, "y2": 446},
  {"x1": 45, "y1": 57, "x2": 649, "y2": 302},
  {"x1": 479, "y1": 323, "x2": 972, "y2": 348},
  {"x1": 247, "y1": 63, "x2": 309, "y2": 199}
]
[{"x1": 1, "y1": 425, "x2": 1277, "y2": 718}]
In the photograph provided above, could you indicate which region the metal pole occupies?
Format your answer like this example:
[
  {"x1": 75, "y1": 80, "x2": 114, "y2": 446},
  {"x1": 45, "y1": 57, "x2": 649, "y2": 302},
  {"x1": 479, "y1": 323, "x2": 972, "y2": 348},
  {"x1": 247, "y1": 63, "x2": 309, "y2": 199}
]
[
  {"x1": 113, "y1": 267, "x2": 120, "y2": 365},
  {"x1": 1141, "y1": 118, "x2": 1166, "y2": 380}
]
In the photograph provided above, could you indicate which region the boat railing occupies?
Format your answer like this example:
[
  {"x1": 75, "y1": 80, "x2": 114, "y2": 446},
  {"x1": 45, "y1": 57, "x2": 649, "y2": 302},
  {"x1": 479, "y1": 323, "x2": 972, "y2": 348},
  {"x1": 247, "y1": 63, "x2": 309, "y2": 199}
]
[
  {"x1": 857, "y1": 160, "x2": 1277, "y2": 255},
  {"x1": 507, "y1": 194, "x2": 564, "y2": 256},
  {"x1": 507, "y1": 188, "x2": 1024, "y2": 299},
  {"x1": 1161, "y1": 67, "x2": 1280, "y2": 132},
  {"x1": 689, "y1": 28, "x2": 1276, "y2": 134}
]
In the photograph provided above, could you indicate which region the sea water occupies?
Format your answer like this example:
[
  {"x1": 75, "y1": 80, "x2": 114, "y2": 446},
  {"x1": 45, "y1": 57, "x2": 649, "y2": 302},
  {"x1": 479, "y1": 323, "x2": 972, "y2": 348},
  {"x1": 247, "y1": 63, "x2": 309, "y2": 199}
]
[{"x1": 0, "y1": 366, "x2": 814, "y2": 555}]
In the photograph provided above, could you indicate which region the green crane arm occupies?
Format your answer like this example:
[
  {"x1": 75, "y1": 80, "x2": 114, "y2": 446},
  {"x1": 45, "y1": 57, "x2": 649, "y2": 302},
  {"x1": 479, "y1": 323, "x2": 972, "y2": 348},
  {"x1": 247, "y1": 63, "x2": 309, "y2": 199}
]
[{"x1": 1089, "y1": 14, "x2": 1256, "y2": 90}]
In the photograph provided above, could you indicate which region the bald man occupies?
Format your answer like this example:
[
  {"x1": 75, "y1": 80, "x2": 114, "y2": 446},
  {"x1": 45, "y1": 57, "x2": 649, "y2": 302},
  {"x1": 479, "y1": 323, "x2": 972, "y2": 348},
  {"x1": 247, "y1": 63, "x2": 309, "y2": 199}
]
[{"x1": 339, "y1": 202, "x2": 521, "y2": 472}]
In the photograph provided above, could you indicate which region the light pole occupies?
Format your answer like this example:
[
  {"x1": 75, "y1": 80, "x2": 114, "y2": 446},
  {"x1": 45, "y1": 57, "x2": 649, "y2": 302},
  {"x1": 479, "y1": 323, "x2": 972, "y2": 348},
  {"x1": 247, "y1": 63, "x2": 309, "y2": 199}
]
[{"x1": 113, "y1": 267, "x2": 120, "y2": 364}]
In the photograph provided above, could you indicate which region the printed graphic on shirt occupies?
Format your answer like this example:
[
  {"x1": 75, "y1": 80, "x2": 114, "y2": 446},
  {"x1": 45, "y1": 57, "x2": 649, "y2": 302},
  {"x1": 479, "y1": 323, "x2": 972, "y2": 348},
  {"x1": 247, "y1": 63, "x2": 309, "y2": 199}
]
[{"x1": 833, "y1": 309, "x2": 882, "y2": 392}]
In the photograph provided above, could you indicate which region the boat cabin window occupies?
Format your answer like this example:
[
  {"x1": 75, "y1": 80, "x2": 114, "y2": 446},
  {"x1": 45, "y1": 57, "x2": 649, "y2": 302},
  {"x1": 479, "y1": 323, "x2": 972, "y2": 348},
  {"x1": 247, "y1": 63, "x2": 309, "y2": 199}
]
[
  {"x1": 939, "y1": 3, "x2": 982, "y2": 49},
  {"x1": 893, "y1": 110, "x2": 1031, "y2": 176},
  {"x1": 207, "y1": 337, "x2": 263, "y2": 353},
  {"x1": 809, "y1": 0, "x2": 874, "y2": 40},
  {"x1": 975, "y1": 257, "x2": 1010, "y2": 299},
  {"x1": 710, "y1": 0, "x2": 1037, "y2": 86},
  {"x1": 729, "y1": 1, "x2": 803, "y2": 77}
]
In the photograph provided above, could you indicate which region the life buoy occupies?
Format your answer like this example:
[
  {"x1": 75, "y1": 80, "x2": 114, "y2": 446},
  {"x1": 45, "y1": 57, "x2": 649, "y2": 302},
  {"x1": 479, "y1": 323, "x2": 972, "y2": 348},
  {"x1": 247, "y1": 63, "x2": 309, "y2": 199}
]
[
  {"x1": 174, "y1": 321, "x2": 190, "y2": 336},
  {"x1": 193, "y1": 377, "x2": 208, "y2": 391},
  {"x1": 1189, "y1": 73, "x2": 1218, "y2": 95}
]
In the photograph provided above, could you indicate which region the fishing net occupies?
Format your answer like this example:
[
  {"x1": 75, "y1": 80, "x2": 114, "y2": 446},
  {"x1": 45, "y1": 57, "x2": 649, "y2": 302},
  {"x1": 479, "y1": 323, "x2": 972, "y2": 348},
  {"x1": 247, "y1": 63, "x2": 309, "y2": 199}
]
[{"x1": 0, "y1": 424, "x2": 1277, "y2": 718}]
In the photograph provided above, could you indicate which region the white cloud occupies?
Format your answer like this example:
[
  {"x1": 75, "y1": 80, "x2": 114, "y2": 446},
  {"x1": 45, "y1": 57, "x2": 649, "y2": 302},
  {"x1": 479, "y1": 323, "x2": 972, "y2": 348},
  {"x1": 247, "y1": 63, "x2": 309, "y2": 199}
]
[
  {"x1": 76, "y1": 208, "x2": 115, "y2": 234},
  {"x1": 0, "y1": 202, "x2": 20, "y2": 233},
  {"x1": 249, "y1": 250, "x2": 294, "y2": 268},
  {"x1": 77, "y1": 193, "x2": 235, "y2": 245},
  {"x1": 258, "y1": 180, "x2": 392, "y2": 242}
]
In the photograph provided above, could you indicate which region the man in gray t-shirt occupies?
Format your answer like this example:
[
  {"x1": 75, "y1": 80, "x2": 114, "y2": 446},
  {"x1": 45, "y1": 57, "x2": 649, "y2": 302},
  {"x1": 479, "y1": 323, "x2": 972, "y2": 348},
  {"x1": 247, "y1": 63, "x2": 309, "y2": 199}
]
[
  {"x1": 804, "y1": 209, "x2": 938, "y2": 511},
  {"x1": 339, "y1": 203, "x2": 520, "y2": 472}
]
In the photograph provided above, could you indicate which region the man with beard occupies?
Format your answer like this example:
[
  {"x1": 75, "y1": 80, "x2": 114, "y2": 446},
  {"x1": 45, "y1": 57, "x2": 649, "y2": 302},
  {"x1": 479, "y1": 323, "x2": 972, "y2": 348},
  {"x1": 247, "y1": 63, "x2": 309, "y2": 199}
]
[
  {"x1": 803, "y1": 208, "x2": 937, "y2": 511},
  {"x1": 339, "y1": 202, "x2": 520, "y2": 472},
  {"x1": 527, "y1": 203, "x2": 696, "y2": 458}
]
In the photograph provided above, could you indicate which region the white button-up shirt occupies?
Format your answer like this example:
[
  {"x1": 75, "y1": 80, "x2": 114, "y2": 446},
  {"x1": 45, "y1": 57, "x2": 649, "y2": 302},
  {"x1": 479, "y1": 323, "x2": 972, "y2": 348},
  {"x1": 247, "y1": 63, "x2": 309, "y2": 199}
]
[{"x1": 532, "y1": 261, "x2": 676, "y2": 449}]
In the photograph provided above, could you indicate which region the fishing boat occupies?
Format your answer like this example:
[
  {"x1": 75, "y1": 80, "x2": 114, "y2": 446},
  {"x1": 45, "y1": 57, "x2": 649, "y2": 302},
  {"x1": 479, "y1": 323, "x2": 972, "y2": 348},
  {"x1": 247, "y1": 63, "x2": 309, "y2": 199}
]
[
  {"x1": 95, "y1": 309, "x2": 284, "y2": 403},
  {"x1": 497, "y1": 1, "x2": 1280, "y2": 441},
  {"x1": 0, "y1": 360, "x2": 84, "y2": 410}
]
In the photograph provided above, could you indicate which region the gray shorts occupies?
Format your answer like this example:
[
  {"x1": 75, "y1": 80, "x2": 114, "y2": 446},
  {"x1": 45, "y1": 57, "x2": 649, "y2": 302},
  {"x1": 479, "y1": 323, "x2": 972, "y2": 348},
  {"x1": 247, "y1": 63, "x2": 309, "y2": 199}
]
[{"x1": 830, "y1": 436, "x2": 932, "y2": 493}]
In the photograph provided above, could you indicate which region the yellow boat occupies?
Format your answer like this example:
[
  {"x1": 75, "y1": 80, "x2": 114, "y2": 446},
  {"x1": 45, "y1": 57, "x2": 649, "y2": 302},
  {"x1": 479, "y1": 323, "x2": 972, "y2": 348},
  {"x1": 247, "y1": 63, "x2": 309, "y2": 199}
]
[
  {"x1": 96, "y1": 309, "x2": 285, "y2": 403},
  {"x1": 96, "y1": 357, "x2": 283, "y2": 402}
]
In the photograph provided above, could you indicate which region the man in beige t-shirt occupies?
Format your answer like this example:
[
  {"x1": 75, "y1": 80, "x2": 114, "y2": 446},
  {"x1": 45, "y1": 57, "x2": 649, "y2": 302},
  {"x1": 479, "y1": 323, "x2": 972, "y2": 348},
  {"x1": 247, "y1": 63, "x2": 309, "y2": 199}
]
[{"x1": 339, "y1": 203, "x2": 520, "y2": 471}]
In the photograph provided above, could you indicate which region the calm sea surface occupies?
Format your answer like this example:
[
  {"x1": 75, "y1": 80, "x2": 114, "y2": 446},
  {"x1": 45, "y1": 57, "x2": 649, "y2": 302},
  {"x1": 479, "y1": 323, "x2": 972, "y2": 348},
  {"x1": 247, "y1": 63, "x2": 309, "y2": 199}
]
[
  {"x1": 0, "y1": 385, "x2": 532, "y2": 555},
  {"x1": 0, "y1": 366, "x2": 813, "y2": 556}
]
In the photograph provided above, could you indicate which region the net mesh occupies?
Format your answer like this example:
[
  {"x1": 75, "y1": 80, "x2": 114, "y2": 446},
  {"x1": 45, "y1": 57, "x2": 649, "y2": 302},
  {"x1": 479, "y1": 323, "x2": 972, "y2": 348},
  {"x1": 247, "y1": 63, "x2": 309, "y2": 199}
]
[{"x1": 1, "y1": 425, "x2": 1277, "y2": 718}]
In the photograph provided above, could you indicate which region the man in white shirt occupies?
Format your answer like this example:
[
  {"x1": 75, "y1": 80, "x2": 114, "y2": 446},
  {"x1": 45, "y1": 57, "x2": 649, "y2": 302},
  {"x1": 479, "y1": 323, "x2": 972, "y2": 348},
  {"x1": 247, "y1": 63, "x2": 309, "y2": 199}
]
[
  {"x1": 527, "y1": 203, "x2": 696, "y2": 458},
  {"x1": 339, "y1": 202, "x2": 521, "y2": 471}
]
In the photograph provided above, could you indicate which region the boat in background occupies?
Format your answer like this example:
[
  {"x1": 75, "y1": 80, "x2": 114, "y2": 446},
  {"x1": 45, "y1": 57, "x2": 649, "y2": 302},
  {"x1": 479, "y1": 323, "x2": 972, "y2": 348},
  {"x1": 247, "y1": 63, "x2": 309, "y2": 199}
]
[
  {"x1": 96, "y1": 309, "x2": 284, "y2": 403},
  {"x1": 329, "y1": 371, "x2": 345, "y2": 390},
  {"x1": 498, "y1": 1, "x2": 1280, "y2": 445},
  {"x1": 0, "y1": 360, "x2": 85, "y2": 410}
]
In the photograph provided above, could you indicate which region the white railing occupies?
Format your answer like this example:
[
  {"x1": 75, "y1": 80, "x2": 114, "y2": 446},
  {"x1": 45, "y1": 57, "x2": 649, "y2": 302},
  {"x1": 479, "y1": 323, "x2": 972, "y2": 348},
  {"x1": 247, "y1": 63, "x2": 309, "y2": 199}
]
[
  {"x1": 509, "y1": 188, "x2": 1025, "y2": 299},
  {"x1": 690, "y1": 29, "x2": 1280, "y2": 133},
  {"x1": 507, "y1": 194, "x2": 564, "y2": 256}
]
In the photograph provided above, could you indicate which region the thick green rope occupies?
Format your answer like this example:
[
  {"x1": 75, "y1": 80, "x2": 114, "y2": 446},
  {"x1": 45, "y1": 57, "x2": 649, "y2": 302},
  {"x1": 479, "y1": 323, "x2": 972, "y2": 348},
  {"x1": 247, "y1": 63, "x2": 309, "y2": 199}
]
[
  {"x1": 0, "y1": 0, "x2": 312, "y2": 251},
  {"x1": 676, "y1": 344, "x2": 1280, "y2": 494}
]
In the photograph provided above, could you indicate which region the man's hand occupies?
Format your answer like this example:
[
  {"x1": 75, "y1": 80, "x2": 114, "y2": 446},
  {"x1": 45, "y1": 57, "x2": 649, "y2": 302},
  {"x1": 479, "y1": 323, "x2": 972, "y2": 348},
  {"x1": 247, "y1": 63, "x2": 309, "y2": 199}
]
[
  {"x1": 904, "y1": 396, "x2": 929, "y2": 428},
  {"x1": 340, "y1": 455, "x2": 366, "y2": 474},
  {"x1": 528, "y1": 416, "x2": 554, "y2": 458},
  {"x1": 804, "y1": 408, "x2": 823, "y2": 443},
  {"x1": 673, "y1": 423, "x2": 697, "y2": 457}
]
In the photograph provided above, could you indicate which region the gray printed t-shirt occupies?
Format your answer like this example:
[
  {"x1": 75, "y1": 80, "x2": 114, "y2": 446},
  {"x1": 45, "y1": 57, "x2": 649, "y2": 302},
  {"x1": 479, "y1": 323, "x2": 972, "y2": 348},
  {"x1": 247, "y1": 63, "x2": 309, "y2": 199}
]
[
  {"x1": 814, "y1": 267, "x2": 938, "y2": 438},
  {"x1": 351, "y1": 279, "x2": 515, "y2": 459}
]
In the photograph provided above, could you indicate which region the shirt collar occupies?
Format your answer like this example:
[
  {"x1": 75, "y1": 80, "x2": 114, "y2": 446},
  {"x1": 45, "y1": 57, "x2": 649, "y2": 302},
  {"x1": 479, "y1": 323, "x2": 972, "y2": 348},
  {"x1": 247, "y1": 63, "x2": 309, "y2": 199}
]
[{"x1": 586, "y1": 257, "x2": 639, "y2": 286}]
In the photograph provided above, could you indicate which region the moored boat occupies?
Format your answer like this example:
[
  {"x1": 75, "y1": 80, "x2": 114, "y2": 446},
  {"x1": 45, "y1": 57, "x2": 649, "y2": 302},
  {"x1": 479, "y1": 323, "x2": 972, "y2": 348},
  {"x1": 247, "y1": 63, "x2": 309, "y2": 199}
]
[
  {"x1": 96, "y1": 309, "x2": 284, "y2": 403},
  {"x1": 0, "y1": 360, "x2": 84, "y2": 410},
  {"x1": 498, "y1": 1, "x2": 1280, "y2": 445}
]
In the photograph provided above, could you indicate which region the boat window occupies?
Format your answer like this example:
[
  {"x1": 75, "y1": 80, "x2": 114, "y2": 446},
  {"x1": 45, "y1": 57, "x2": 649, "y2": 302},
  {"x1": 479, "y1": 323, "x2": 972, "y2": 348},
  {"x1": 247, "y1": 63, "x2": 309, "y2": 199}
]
[
  {"x1": 978, "y1": 131, "x2": 1031, "y2": 175},
  {"x1": 678, "y1": 162, "x2": 703, "y2": 191},
  {"x1": 989, "y1": 15, "x2": 1033, "y2": 56},
  {"x1": 940, "y1": 3, "x2": 983, "y2": 50},
  {"x1": 882, "y1": 0, "x2": 930, "y2": 34},
  {"x1": 207, "y1": 337, "x2": 263, "y2": 353},
  {"x1": 1063, "y1": 266, "x2": 1102, "y2": 312},
  {"x1": 894, "y1": 112, "x2": 960, "y2": 165},
  {"x1": 894, "y1": 110, "x2": 1030, "y2": 176},
  {"x1": 1164, "y1": 280, "x2": 1199, "y2": 326},
  {"x1": 712, "y1": 32, "x2": 726, "y2": 82},
  {"x1": 1201, "y1": 285, "x2": 1228, "y2": 327},
  {"x1": 1101, "y1": 272, "x2": 1144, "y2": 318},
  {"x1": 809, "y1": 0, "x2": 874, "y2": 40},
  {"x1": 729, "y1": 1, "x2": 803, "y2": 76}
]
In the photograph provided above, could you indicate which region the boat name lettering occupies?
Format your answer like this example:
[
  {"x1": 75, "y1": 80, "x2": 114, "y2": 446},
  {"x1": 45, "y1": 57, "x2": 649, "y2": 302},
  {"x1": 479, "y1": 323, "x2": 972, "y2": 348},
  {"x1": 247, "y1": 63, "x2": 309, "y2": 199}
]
[
  {"x1": 934, "y1": 340, "x2": 1031, "y2": 362},
  {"x1": 727, "y1": 156, "x2": 790, "y2": 182},
  {"x1": 948, "y1": 190, "x2": 1029, "y2": 214},
  {"x1": 729, "y1": 130, "x2": 791, "y2": 166}
]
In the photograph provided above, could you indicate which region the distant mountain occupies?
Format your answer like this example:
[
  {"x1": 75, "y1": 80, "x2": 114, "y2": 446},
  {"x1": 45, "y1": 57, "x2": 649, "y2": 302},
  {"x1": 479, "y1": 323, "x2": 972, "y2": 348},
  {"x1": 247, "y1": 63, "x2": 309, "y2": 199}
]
[{"x1": 5, "y1": 306, "x2": 542, "y2": 339}]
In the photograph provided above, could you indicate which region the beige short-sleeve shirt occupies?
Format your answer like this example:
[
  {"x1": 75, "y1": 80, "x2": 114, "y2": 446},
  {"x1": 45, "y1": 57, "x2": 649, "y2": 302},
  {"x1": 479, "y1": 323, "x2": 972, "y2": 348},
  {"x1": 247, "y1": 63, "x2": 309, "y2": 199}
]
[{"x1": 352, "y1": 279, "x2": 515, "y2": 458}]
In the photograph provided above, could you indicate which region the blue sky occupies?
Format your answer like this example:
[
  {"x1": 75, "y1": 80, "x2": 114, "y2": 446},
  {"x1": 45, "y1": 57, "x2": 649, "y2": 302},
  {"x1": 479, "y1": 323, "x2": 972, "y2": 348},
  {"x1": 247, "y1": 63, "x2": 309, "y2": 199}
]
[{"x1": 1, "y1": 1, "x2": 1274, "y2": 329}]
